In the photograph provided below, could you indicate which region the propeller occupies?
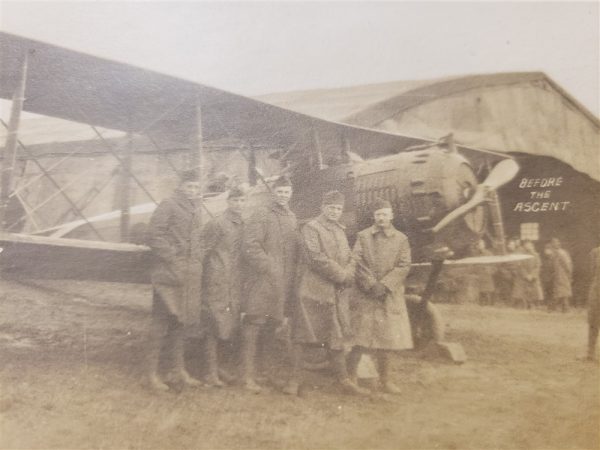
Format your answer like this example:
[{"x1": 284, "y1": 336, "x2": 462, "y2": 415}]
[{"x1": 432, "y1": 158, "x2": 519, "y2": 233}]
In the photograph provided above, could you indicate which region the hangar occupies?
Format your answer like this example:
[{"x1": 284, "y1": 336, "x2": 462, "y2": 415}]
[{"x1": 260, "y1": 72, "x2": 600, "y2": 304}]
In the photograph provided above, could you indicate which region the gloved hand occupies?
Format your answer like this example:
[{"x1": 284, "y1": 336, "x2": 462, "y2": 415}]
[
  {"x1": 341, "y1": 269, "x2": 355, "y2": 287},
  {"x1": 370, "y1": 282, "x2": 388, "y2": 300}
]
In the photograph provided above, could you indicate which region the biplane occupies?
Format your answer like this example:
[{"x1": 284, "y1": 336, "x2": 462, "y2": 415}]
[{"x1": 0, "y1": 32, "x2": 524, "y2": 293}]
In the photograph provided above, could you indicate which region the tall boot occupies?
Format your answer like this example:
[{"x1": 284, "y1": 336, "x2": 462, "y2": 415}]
[
  {"x1": 346, "y1": 347, "x2": 363, "y2": 385},
  {"x1": 378, "y1": 351, "x2": 401, "y2": 395},
  {"x1": 283, "y1": 343, "x2": 302, "y2": 396},
  {"x1": 145, "y1": 319, "x2": 169, "y2": 391},
  {"x1": 204, "y1": 334, "x2": 224, "y2": 387},
  {"x1": 240, "y1": 324, "x2": 261, "y2": 392},
  {"x1": 171, "y1": 322, "x2": 202, "y2": 387},
  {"x1": 331, "y1": 349, "x2": 369, "y2": 396}
]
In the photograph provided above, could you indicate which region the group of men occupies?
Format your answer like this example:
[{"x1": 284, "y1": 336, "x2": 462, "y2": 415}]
[
  {"x1": 471, "y1": 236, "x2": 573, "y2": 311},
  {"x1": 145, "y1": 170, "x2": 413, "y2": 396}
]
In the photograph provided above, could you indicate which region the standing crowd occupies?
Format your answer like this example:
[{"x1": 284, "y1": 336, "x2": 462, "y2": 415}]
[
  {"x1": 145, "y1": 170, "x2": 414, "y2": 395},
  {"x1": 471, "y1": 236, "x2": 575, "y2": 312}
]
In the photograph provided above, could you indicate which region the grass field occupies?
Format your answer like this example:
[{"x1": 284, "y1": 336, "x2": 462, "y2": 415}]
[{"x1": 0, "y1": 278, "x2": 598, "y2": 449}]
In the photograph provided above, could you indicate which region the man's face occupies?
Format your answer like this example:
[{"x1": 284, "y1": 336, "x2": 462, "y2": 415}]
[
  {"x1": 227, "y1": 196, "x2": 247, "y2": 214},
  {"x1": 180, "y1": 181, "x2": 200, "y2": 199},
  {"x1": 273, "y1": 186, "x2": 293, "y2": 207},
  {"x1": 374, "y1": 208, "x2": 394, "y2": 228},
  {"x1": 322, "y1": 204, "x2": 344, "y2": 222},
  {"x1": 551, "y1": 238, "x2": 560, "y2": 249},
  {"x1": 506, "y1": 240, "x2": 516, "y2": 251}
]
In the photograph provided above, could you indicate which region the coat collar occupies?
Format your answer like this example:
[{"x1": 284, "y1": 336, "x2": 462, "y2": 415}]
[
  {"x1": 270, "y1": 201, "x2": 293, "y2": 215},
  {"x1": 369, "y1": 224, "x2": 397, "y2": 238},
  {"x1": 317, "y1": 214, "x2": 345, "y2": 231}
]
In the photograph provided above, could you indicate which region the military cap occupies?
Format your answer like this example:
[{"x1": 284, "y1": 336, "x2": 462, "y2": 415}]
[
  {"x1": 322, "y1": 190, "x2": 345, "y2": 205},
  {"x1": 372, "y1": 198, "x2": 392, "y2": 213},
  {"x1": 272, "y1": 175, "x2": 293, "y2": 188},
  {"x1": 180, "y1": 169, "x2": 200, "y2": 183},
  {"x1": 227, "y1": 186, "x2": 246, "y2": 199}
]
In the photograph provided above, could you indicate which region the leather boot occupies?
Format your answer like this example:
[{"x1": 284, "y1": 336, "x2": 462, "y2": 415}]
[
  {"x1": 283, "y1": 343, "x2": 302, "y2": 396},
  {"x1": 378, "y1": 352, "x2": 401, "y2": 395},
  {"x1": 171, "y1": 323, "x2": 202, "y2": 387},
  {"x1": 332, "y1": 350, "x2": 369, "y2": 396},
  {"x1": 204, "y1": 334, "x2": 224, "y2": 387},
  {"x1": 346, "y1": 347, "x2": 362, "y2": 385},
  {"x1": 240, "y1": 324, "x2": 262, "y2": 393},
  {"x1": 145, "y1": 319, "x2": 169, "y2": 391}
]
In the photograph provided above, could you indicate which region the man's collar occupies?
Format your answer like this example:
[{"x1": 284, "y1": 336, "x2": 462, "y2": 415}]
[
  {"x1": 271, "y1": 201, "x2": 292, "y2": 214},
  {"x1": 317, "y1": 214, "x2": 345, "y2": 230},
  {"x1": 370, "y1": 224, "x2": 396, "y2": 237}
]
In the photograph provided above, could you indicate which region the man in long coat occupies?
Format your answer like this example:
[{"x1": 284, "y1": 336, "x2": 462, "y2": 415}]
[
  {"x1": 548, "y1": 238, "x2": 573, "y2": 312},
  {"x1": 520, "y1": 240, "x2": 544, "y2": 308},
  {"x1": 241, "y1": 175, "x2": 299, "y2": 392},
  {"x1": 201, "y1": 186, "x2": 246, "y2": 387},
  {"x1": 348, "y1": 198, "x2": 413, "y2": 394},
  {"x1": 285, "y1": 191, "x2": 368, "y2": 396},
  {"x1": 586, "y1": 246, "x2": 600, "y2": 361},
  {"x1": 146, "y1": 170, "x2": 203, "y2": 391}
]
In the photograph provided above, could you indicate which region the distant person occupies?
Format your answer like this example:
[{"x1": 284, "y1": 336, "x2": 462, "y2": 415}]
[
  {"x1": 347, "y1": 199, "x2": 413, "y2": 395},
  {"x1": 586, "y1": 246, "x2": 600, "y2": 361},
  {"x1": 522, "y1": 240, "x2": 544, "y2": 308},
  {"x1": 541, "y1": 242, "x2": 555, "y2": 309},
  {"x1": 200, "y1": 187, "x2": 247, "y2": 387},
  {"x1": 240, "y1": 175, "x2": 300, "y2": 392},
  {"x1": 285, "y1": 191, "x2": 367, "y2": 396},
  {"x1": 512, "y1": 240, "x2": 544, "y2": 309},
  {"x1": 547, "y1": 238, "x2": 573, "y2": 312},
  {"x1": 496, "y1": 238, "x2": 519, "y2": 305},
  {"x1": 145, "y1": 170, "x2": 203, "y2": 391},
  {"x1": 470, "y1": 239, "x2": 496, "y2": 306}
]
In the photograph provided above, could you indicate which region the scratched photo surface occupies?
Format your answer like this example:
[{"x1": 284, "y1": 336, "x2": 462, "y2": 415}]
[{"x1": 0, "y1": 2, "x2": 598, "y2": 449}]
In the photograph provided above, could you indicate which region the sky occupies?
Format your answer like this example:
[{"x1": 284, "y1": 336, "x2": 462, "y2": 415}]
[{"x1": 0, "y1": 1, "x2": 598, "y2": 116}]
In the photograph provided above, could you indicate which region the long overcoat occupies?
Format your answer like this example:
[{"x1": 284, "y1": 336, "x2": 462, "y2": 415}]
[
  {"x1": 201, "y1": 208, "x2": 244, "y2": 340},
  {"x1": 147, "y1": 190, "x2": 203, "y2": 336},
  {"x1": 242, "y1": 202, "x2": 299, "y2": 321},
  {"x1": 551, "y1": 248, "x2": 573, "y2": 299},
  {"x1": 293, "y1": 215, "x2": 354, "y2": 350},
  {"x1": 512, "y1": 249, "x2": 544, "y2": 302},
  {"x1": 588, "y1": 247, "x2": 600, "y2": 326},
  {"x1": 350, "y1": 225, "x2": 413, "y2": 351}
]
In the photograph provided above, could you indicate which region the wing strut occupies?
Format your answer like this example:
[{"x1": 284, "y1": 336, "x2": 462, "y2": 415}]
[{"x1": 0, "y1": 50, "x2": 28, "y2": 230}]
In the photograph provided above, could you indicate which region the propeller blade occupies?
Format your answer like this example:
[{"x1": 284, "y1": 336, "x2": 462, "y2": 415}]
[
  {"x1": 480, "y1": 158, "x2": 520, "y2": 190},
  {"x1": 432, "y1": 158, "x2": 519, "y2": 233}
]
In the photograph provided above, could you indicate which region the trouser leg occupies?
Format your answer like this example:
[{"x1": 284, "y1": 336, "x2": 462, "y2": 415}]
[
  {"x1": 330, "y1": 349, "x2": 349, "y2": 381},
  {"x1": 169, "y1": 320, "x2": 186, "y2": 377},
  {"x1": 588, "y1": 324, "x2": 599, "y2": 359}
]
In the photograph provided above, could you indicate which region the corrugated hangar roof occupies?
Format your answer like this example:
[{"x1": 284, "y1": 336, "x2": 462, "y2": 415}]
[{"x1": 258, "y1": 72, "x2": 600, "y2": 181}]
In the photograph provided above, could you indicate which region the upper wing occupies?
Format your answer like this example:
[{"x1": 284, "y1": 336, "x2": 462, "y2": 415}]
[{"x1": 0, "y1": 32, "x2": 507, "y2": 168}]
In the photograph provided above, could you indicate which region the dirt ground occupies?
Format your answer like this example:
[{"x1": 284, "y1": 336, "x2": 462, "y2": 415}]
[{"x1": 0, "y1": 278, "x2": 598, "y2": 450}]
